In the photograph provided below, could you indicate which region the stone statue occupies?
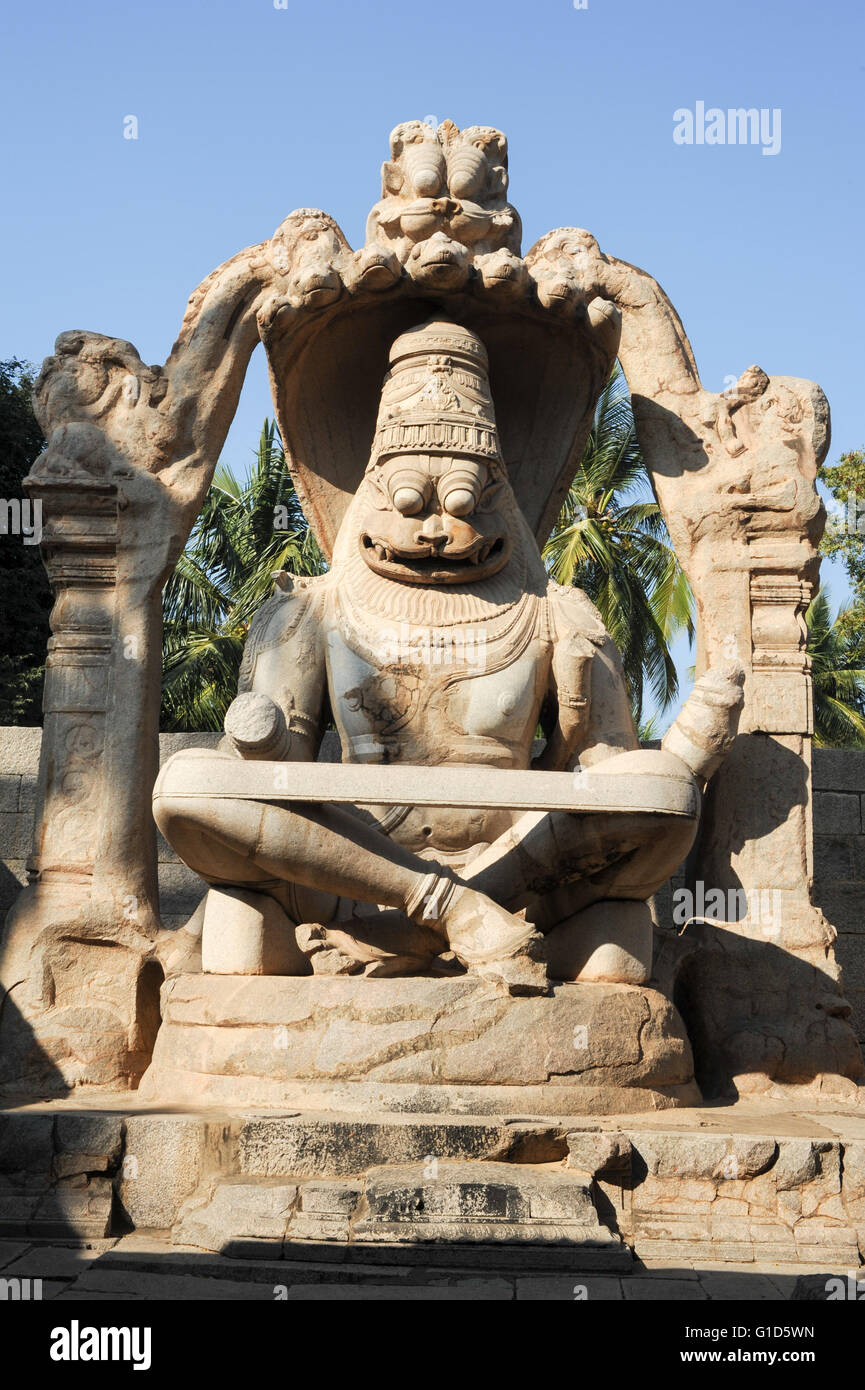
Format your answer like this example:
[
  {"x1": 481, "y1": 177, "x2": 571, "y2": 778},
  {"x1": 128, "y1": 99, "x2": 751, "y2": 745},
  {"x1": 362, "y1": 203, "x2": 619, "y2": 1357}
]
[
  {"x1": 4, "y1": 117, "x2": 859, "y2": 1111},
  {"x1": 153, "y1": 316, "x2": 744, "y2": 996}
]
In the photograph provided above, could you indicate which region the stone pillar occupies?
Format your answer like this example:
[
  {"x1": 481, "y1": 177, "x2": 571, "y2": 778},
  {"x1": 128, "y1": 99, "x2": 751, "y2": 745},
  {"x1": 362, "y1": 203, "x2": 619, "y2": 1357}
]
[
  {"x1": 0, "y1": 476, "x2": 162, "y2": 1097},
  {"x1": 0, "y1": 243, "x2": 276, "y2": 1098}
]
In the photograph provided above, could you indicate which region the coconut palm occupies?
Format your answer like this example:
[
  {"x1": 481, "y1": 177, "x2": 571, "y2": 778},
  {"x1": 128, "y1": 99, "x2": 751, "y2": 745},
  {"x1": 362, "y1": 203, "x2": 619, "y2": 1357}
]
[
  {"x1": 161, "y1": 421, "x2": 326, "y2": 730},
  {"x1": 543, "y1": 364, "x2": 694, "y2": 723},
  {"x1": 806, "y1": 589, "x2": 865, "y2": 747}
]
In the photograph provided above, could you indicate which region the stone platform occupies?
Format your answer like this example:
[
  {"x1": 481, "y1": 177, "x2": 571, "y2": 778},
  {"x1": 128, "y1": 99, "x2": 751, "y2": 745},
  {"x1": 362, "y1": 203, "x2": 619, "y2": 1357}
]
[
  {"x1": 139, "y1": 973, "x2": 699, "y2": 1114},
  {"x1": 0, "y1": 1233, "x2": 854, "y2": 1301},
  {"x1": 0, "y1": 1099, "x2": 863, "y2": 1272}
]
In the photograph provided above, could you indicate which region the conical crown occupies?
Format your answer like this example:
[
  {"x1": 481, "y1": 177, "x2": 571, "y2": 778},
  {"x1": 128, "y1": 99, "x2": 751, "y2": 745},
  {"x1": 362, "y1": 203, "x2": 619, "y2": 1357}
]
[{"x1": 371, "y1": 318, "x2": 503, "y2": 467}]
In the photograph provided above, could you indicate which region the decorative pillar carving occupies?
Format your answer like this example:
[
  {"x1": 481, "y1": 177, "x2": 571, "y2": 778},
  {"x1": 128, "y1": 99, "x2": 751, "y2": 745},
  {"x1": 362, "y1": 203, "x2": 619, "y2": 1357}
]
[
  {"x1": 530, "y1": 226, "x2": 861, "y2": 1096},
  {"x1": 0, "y1": 247, "x2": 275, "y2": 1097},
  {"x1": 749, "y1": 571, "x2": 813, "y2": 735},
  {"x1": 0, "y1": 475, "x2": 163, "y2": 1091}
]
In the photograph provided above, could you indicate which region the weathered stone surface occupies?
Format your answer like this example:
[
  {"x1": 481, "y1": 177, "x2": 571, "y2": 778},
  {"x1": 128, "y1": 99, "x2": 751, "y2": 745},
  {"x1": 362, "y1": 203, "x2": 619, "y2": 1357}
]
[
  {"x1": 635, "y1": 1132, "x2": 777, "y2": 1181},
  {"x1": 53, "y1": 1114, "x2": 123, "y2": 1179},
  {"x1": 168, "y1": 1160, "x2": 630, "y2": 1262},
  {"x1": 0, "y1": 1112, "x2": 54, "y2": 1176},
  {"x1": 141, "y1": 974, "x2": 698, "y2": 1114},
  {"x1": 594, "y1": 1126, "x2": 865, "y2": 1267},
  {"x1": 30, "y1": 1175, "x2": 113, "y2": 1238},
  {"x1": 814, "y1": 792, "x2": 861, "y2": 836},
  {"x1": 565, "y1": 1130, "x2": 632, "y2": 1176},
  {"x1": 0, "y1": 1240, "x2": 30, "y2": 1270},
  {"x1": 117, "y1": 1115, "x2": 213, "y2": 1230},
  {"x1": 352, "y1": 1160, "x2": 628, "y2": 1265},
  {"x1": 291, "y1": 1181, "x2": 364, "y2": 1242},
  {"x1": 237, "y1": 1114, "x2": 552, "y2": 1178},
  {"x1": 0, "y1": 1101, "x2": 861, "y2": 1266},
  {"x1": 173, "y1": 1178, "x2": 298, "y2": 1255}
]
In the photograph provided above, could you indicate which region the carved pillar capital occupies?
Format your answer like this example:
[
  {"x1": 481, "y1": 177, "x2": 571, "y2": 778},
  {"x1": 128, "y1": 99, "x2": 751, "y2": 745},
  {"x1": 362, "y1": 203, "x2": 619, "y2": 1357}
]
[{"x1": 22, "y1": 477, "x2": 119, "y2": 883}]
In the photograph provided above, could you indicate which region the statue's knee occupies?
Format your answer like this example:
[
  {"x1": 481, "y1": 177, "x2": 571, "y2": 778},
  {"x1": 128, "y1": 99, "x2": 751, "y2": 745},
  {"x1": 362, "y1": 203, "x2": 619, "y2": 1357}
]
[
  {"x1": 152, "y1": 790, "x2": 180, "y2": 840},
  {"x1": 152, "y1": 792, "x2": 214, "y2": 850}
]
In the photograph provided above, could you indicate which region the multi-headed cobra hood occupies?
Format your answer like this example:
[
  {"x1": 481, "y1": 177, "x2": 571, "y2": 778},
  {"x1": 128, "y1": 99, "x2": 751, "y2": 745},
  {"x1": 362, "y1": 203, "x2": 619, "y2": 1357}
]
[{"x1": 258, "y1": 120, "x2": 621, "y2": 562}]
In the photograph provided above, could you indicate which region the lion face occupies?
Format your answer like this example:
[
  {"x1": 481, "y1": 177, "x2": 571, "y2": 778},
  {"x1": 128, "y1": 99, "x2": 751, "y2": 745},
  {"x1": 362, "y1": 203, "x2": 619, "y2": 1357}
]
[{"x1": 358, "y1": 453, "x2": 511, "y2": 585}]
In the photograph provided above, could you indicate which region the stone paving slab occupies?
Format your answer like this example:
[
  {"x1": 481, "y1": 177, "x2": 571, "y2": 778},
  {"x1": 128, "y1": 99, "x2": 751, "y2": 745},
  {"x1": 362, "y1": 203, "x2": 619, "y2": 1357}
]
[
  {"x1": 0, "y1": 1234, "x2": 854, "y2": 1300},
  {"x1": 41, "y1": 1280, "x2": 74, "y2": 1300},
  {"x1": 694, "y1": 1272, "x2": 780, "y2": 1300},
  {"x1": 622, "y1": 1278, "x2": 709, "y2": 1301},
  {"x1": 516, "y1": 1276, "x2": 624, "y2": 1300},
  {"x1": 281, "y1": 1280, "x2": 513, "y2": 1300},
  {"x1": 0, "y1": 1240, "x2": 30, "y2": 1269},
  {"x1": 0, "y1": 1245, "x2": 109, "y2": 1279},
  {"x1": 63, "y1": 1269, "x2": 283, "y2": 1300}
]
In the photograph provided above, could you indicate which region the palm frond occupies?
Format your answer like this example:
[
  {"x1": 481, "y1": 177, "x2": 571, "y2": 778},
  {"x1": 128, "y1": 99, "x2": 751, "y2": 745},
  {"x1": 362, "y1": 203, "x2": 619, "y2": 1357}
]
[
  {"x1": 544, "y1": 362, "x2": 694, "y2": 717},
  {"x1": 160, "y1": 419, "x2": 326, "y2": 730}
]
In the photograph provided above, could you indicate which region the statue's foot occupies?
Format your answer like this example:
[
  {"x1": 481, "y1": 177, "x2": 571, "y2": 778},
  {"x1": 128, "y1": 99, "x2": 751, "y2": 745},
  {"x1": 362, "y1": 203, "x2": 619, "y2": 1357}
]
[
  {"x1": 157, "y1": 895, "x2": 205, "y2": 977},
  {"x1": 472, "y1": 933, "x2": 549, "y2": 996},
  {"x1": 157, "y1": 924, "x2": 203, "y2": 978},
  {"x1": 363, "y1": 955, "x2": 435, "y2": 978},
  {"x1": 409, "y1": 876, "x2": 549, "y2": 996},
  {"x1": 296, "y1": 923, "x2": 363, "y2": 976}
]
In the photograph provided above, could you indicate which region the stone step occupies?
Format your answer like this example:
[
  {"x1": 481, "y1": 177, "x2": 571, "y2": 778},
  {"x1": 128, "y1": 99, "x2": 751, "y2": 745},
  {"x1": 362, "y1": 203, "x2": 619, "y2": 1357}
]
[
  {"x1": 3, "y1": 1104, "x2": 861, "y2": 1269},
  {"x1": 169, "y1": 1162, "x2": 631, "y2": 1271},
  {"x1": 236, "y1": 1113, "x2": 570, "y2": 1178}
]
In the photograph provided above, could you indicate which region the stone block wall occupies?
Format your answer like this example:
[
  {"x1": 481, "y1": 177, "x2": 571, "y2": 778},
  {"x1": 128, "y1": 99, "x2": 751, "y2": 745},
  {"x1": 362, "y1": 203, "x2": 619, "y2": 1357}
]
[
  {"x1": 2, "y1": 727, "x2": 864, "y2": 1041},
  {"x1": 0, "y1": 727, "x2": 41, "y2": 924},
  {"x1": 156, "y1": 733, "x2": 221, "y2": 931},
  {"x1": 811, "y1": 749, "x2": 865, "y2": 1045}
]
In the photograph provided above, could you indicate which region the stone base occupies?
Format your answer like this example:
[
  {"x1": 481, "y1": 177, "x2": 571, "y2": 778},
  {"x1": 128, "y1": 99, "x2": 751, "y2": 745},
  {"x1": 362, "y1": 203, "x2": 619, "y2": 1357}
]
[
  {"x1": 139, "y1": 973, "x2": 699, "y2": 1114},
  {"x1": 171, "y1": 1163, "x2": 630, "y2": 1268},
  {"x1": 1, "y1": 1102, "x2": 862, "y2": 1268}
]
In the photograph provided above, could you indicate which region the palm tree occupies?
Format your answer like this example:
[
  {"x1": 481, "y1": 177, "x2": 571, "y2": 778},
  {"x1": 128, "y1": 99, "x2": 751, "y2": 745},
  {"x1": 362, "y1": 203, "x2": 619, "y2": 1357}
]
[
  {"x1": 543, "y1": 364, "x2": 694, "y2": 724},
  {"x1": 161, "y1": 421, "x2": 326, "y2": 730},
  {"x1": 806, "y1": 589, "x2": 865, "y2": 747}
]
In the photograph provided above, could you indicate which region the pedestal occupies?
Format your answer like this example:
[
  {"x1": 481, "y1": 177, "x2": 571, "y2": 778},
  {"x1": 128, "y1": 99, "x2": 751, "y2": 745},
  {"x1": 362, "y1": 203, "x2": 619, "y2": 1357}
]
[{"x1": 140, "y1": 973, "x2": 699, "y2": 1114}]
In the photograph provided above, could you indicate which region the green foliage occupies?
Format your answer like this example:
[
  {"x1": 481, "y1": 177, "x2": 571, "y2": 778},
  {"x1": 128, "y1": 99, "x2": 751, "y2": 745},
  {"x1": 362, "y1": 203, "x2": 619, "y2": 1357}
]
[
  {"x1": 812, "y1": 448, "x2": 865, "y2": 745},
  {"x1": 806, "y1": 588, "x2": 865, "y2": 748},
  {"x1": 161, "y1": 421, "x2": 326, "y2": 731},
  {"x1": 0, "y1": 360, "x2": 51, "y2": 724},
  {"x1": 819, "y1": 448, "x2": 865, "y2": 592},
  {"x1": 543, "y1": 364, "x2": 694, "y2": 723}
]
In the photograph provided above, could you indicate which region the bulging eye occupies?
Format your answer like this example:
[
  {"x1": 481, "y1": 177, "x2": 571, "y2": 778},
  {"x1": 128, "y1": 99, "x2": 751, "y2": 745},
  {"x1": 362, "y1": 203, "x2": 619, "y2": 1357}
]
[
  {"x1": 439, "y1": 461, "x2": 487, "y2": 517},
  {"x1": 440, "y1": 485, "x2": 476, "y2": 517},
  {"x1": 392, "y1": 485, "x2": 425, "y2": 515},
  {"x1": 388, "y1": 467, "x2": 430, "y2": 515}
]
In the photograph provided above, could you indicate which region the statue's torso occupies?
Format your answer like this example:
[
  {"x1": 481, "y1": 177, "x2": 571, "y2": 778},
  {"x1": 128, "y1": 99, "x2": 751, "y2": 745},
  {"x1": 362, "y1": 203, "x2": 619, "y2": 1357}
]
[
  {"x1": 239, "y1": 568, "x2": 628, "y2": 862},
  {"x1": 325, "y1": 591, "x2": 551, "y2": 857}
]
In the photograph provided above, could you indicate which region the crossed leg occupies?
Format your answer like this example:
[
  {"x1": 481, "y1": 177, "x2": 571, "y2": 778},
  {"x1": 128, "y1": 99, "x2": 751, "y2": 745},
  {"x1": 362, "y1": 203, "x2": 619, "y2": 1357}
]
[
  {"x1": 154, "y1": 746, "x2": 698, "y2": 990},
  {"x1": 153, "y1": 771, "x2": 547, "y2": 992}
]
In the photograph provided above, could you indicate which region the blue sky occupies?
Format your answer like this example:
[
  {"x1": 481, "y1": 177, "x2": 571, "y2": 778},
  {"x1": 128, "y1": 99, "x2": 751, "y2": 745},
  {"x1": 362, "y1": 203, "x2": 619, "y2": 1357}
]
[{"x1": 2, "y1": 0, "x2": 862, "y2": 723}]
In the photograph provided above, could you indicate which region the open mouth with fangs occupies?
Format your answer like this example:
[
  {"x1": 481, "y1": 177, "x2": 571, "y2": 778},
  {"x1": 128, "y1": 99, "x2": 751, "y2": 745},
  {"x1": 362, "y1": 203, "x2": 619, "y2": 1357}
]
[{"x1": 359, "y1": 533, "x2": 510, "y2": 584}]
